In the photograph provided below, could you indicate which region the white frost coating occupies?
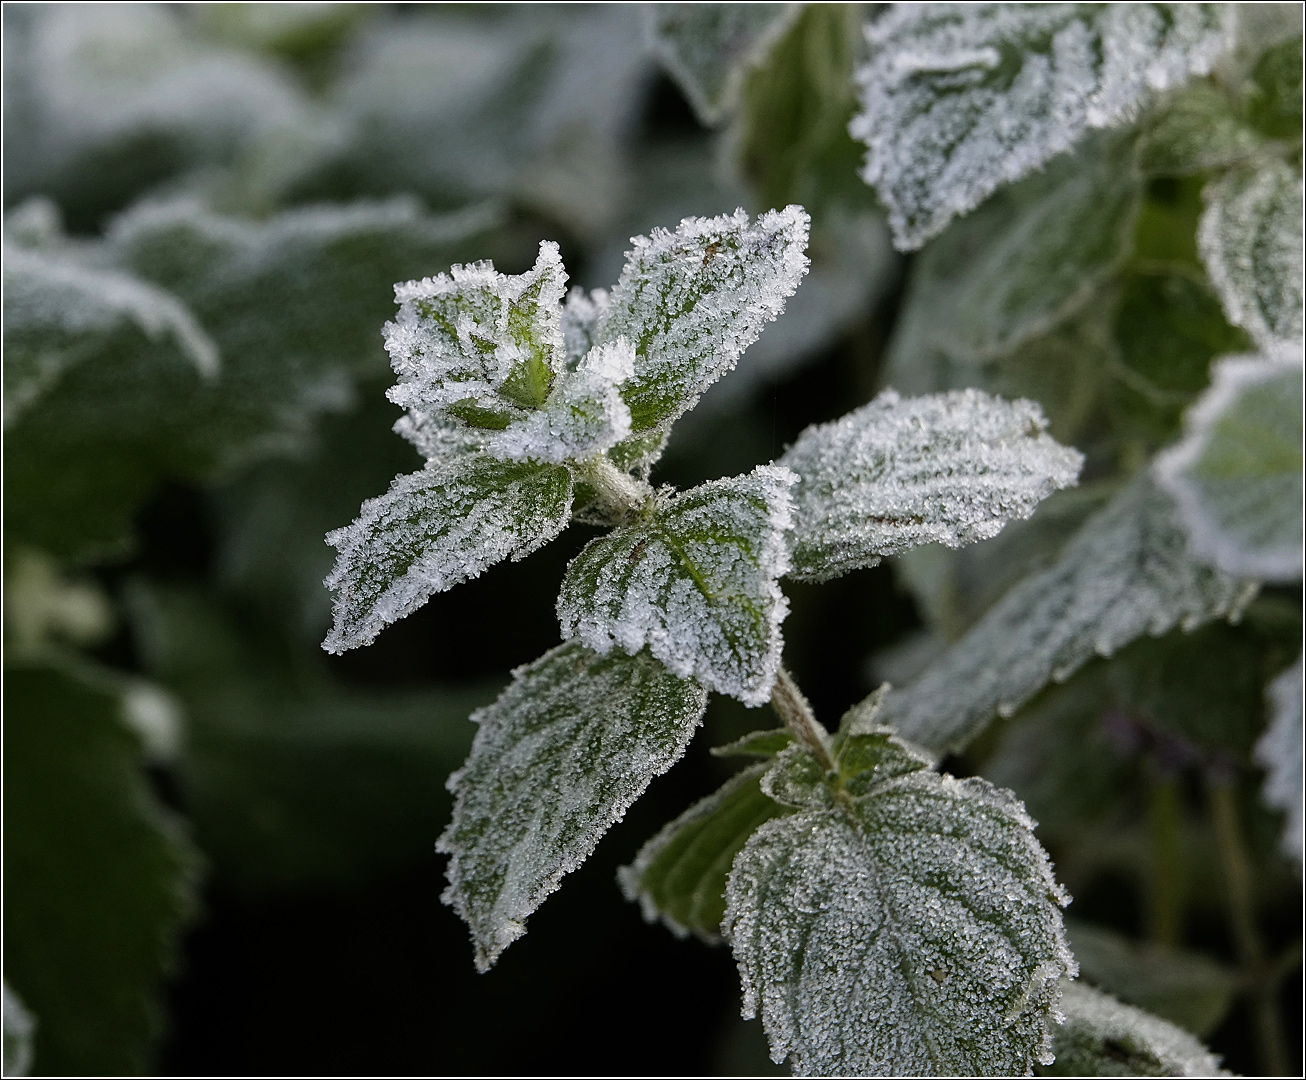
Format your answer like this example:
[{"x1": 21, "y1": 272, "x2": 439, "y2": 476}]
[
  {"x1": 322, "y1": 456, "x2": 573, "y2": 653},
  {"x1": 780, "y1": 388, "x2": 1083, "y2": 582},
  {"x1": 486, "y1": 339, "x2": 634, "y2": 463},
  {"x1": 1255, "y1": 656, "x2": 1304, "y2": 864},
  {"x1": 3, "y1": 243, "x2": 218, "y2": 427},
  {"x1": 723, "y1": 757, "x2": 1074, "y2": 1076},
  {"x1": 561, "y1": 287, "x2": 611, "y2": 368},
  {"x1": 596, "y1": 206, "x2": 810, "y2": 442},
  {"x1": 438, "y1": 640, "x2": 707, "y2": 971},
  {"x1": 1050, "y1": 981, "x2": 1231, "y2": 1077},
  {"x1": 2, "y1": 979, "x2": 35, "y2": 1078},
  {"x1": 851, "y1": 3, "x2": 1234, "y2": 249},
  {"x1": 868, "y1": 475, "x2": 1259, "y2": 756},
  {"x1": 1155, "y1": 346, "x2": 1304, "y2": 582},
  {"x1": 1198, "y1": 159, "x2": 1305, "y2": 351},
  {"x1": 644, "y1": 3, "x2": 802, "y2": 125},
  {"x1": 558, "y1": 465, "x2": 797, "y2": 706}
]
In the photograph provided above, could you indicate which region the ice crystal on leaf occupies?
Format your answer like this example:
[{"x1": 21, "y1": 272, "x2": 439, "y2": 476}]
[
  {"x1": 851, "y1": 3, "x2": 1233, "y2": 250},
  {"x1": 780, "y1": 388, "x2": 1083, "y2": 582},
  {"x1": 322, "y1": 457, "x2": 573, "y2": 654},
  {"x1": 868, "y1": 476, "x2": 1258, "y2": 756},
  {"x1": 723, "y1": 731, "x2": 1074, "y2": 1077},
  {"x1": 438, "y1": 640, "x2": 707, "y2": 971},
  {"x1": 1255, "y1": 655, "x2": 1304, "y2": 864},
  {"x1": 1045, "y1": 981, "x2": 1230, "y2": 1077},
  {"x1": 1198, "y1": 159, "x2": 1305, "y2": 351},
  {"x1": 557, "y1": 465, "x2": 796, "y2": 706},
  {"x1": 1155, "y1": 346, "x2": 1304, "y2": 582}
]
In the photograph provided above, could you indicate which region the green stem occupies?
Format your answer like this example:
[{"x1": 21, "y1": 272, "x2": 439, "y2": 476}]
[
  {"x1": 581, "y1": 456, "x2": 652, "y2": 522},
  {"x1": 771, "y1": 667, "x2": 835, "y2": 772},
  {"x1": 1208, "y1": 777, "x2": 1288, "y2": 1076},
  {"x1": 1146, "y1": 772, "x2": 1185, "y2": 947}
]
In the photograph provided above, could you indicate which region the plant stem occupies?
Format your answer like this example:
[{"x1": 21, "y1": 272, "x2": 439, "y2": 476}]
[
  {"x1": 1208, "y1": 776, "x2": 1288, "y2": 1077},
  {"x1": 771, "y1": 667, "x2": 835, "y2": 772},
  {"x1": 1146, "y1": 771, "x2": 1185, "y2": 947},
  {"x1": 581, "y1": 456, "x2": 652, "y2": 521}
]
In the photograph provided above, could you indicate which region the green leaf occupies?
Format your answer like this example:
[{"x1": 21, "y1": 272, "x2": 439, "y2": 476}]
[
  {"x1": 619, "y1": 764, "x2": 791, "y2": 943},
  {"x1": 780, "y1": 388, "x2": 1083, "y2": 582},
  {"x1": 1038, "y1": 981, "x2": 1230, "y2": 1077},
  {"x1": 597, "y1": 206, "x2": 810, "y2": 445},
  {"x1": 1198, "y1": 158, "x2": 1304, "y2": 350},
  {"x1": 438, "y1": 640, "x2": 708, "y2": 971},
  {"x1": 711, "y1": 728, "x2": 794, "y2": 758},
  {"x1": 1246, "y1": 33, "x2": 1304, "y2": 140},
  {"x1": 851, "y1": 3, "x2": 1231, "y2": 249},
  {"x1": 1255, "y1": 654, "x2": 1304, "y2": 863},
  {"x1": 557, "y1": 464, "x2": 795, "y2": 705},
  {"x1": 1135, "y1": 83, "x2": 1267, "y2": 176},
  {"x1": 3, "y1": 663, "x2": 199, "y2": 1075},
  {"x1": 884, "y1": 137, "x2": 1141, "y2": 368},
  {"x1": 864, "y1": 475, "x2": 1259, "y2": 757},
  {"x1": 724, "y1": 733, "x2": 1075, "y2": 1076},
  {"x1": 644, "y1": 3, "x2": 801, "y2": 126},
  {"x1": 3, "y1": 981, "x2": 35, "y2": 1079},
  {"x1": 1155, "y1": 346, "x2": 1304, "y2": 580},
  {"x1": 323, "y1": 455, "x2": 573, "y2": 653},
  {"x1": 1062, "y1": 919, "x2": 1238, "y2": 1039}
]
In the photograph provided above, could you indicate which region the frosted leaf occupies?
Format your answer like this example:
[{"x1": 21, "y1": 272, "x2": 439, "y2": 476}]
[
  {"x1": 385, "y1": 242, "x2": 568, "y2": 432},
  {"x1": 561, "y1": 287, "x2": 611, "y2": 368},
  {"x1": 596, "y1": 207, "x2": 810, "y2": 452},
  {"x1": 781, "y1": 389, "x2": 1083, "y2": 582},
  {"x1": 322, "y1": 457, "x2": 573, "y2": 654},
  {"x1": 724, "y1": 732, "x2": 1075, "y2": 1077},
  {"x1": 851, "y1": 3, "x2": 1234, "y2": 250},
  {"x1": 619, "y1": 764, "x2": 791, "y2": 943},
  {"x1": 557, "y1": 465, "x2": 796, "y2": 706},
  {"x1": 485, "y1": 339, "x2": 634, "y2": 464},
  {"x1": 866, "y1": 475, "x2": 1259, "y2": 756},
  {"x1": 1198, "y1": 159, "x2": 1304, "y2": 350},
  {"x1": 644, "y1": 3, "x2": 802, "y2": 126},
  {"x1": 1043, "y1": 981, "x2": 1230, "y2": 1077},
  {"x1": 3, "y1": 242, "x2": 217, "y2": 428},
  {"x1": 438, "y1": 640, "x2": 707, "y2": 971},
  {"x1": 3, "y1": 980, "x2": 35, "y2": 1078},
  {"x1": 1255, "y1": 656, "x2": 1304, "y2": 864},
  {"x1": 1154, "y1": 346, "x2": 1304, "y2": 581},
  {"x1": 1135, "y1": 83, "x2": 1267, "y2": 177},
  {"x1": 884, "y1": 137, "x2": 1140, "y2": 369}
]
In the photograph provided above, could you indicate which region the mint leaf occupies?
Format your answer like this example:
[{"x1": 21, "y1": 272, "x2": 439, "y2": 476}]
[
  {"x1": 619, "y1": 764, "x2": 791, "y2": 943},
  {"x1": 866, "y1": 475, "x2": 1259, "y2": 756},
  {"x1": 323, "y1": 456, "x2": 573, "y2": 653},
  {"x1": 852, "y1": 3, "x2": 1232, "y2": 249},
  {"x1": 1136, "y1": 83, "x2": 1266, "y2": 177},
  {"x1": 438, "y1": 640, "x2": 708, "y2": 971},
  {"x1": 1255, "y1": 655, "x2": 1304, "y2": 864},
  {"x1": 557, "y1": 464, "x2": 796, "y2": 705},
  {"x1": 724, "y1": 733, "x2": 1075, "y2": 1076},
  {"x1": 1198, "y1": 159, "x2": 1304, "y2": 350}
]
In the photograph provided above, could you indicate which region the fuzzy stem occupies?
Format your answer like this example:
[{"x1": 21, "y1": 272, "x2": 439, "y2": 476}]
[
  {"x1": 771, "y1": 668, "x2": 835, "y2": 772},
  {"x1": 582, "y1": 456, "x2": 652, "y2": 521}
]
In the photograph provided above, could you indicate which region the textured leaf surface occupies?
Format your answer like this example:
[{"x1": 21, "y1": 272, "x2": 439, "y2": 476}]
[
  {"x1": 1135, "y1": 83, "x2": 1266, "y2": 177},
  {"x1": 867, "y1": 476, "x2": 1258, "y2": 756},
  {"x1": 596, "y1": 207, "x2": 809, "y2": 444},
  {"x1": 4, "y1": 664, "x2": 198, "y2": 1075},
  {"x1": 323, "y1": 456, "x2": 573, "y2": 653},
  {"x1": 781, "y1": 388, "x2": 1083, "y2": 582},
  {"x1": 557, "y1": 465, "x2": 795, "y2": 705},
  {"x1": 724, "y1": 733, "x2": 1074, "y2": 1076},
  {"x1": 645, "y1": 3, "x2": 801, "y2": 125},
  {"x1": 1040, "y1": 981, "x2": 1229, "y2": 1077},
  {"x1": 1155, "y1": 346, "x2": 1304, "y2": 581},
  {"x1": 619, "y1": 764, "x2": 791, "y2": 942},
  {"x1": 1255, "y1": 655, "x2": 1304, "y2": 863},
  {"x1": 851, "y1": 3, "x2": 1232, "y2": 249},
  {"x1": 1198, "y1": 159, "x2": 1304, "y2": 350},
  {"x1": 438, "y1": 640, "x2": 708, "y2": 971}
]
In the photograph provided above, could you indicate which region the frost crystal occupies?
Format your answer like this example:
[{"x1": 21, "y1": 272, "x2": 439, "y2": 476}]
[
  {"x1": 644, "y1": 3, "x2": 802, "y2": 125},
  {"x1": 438, "y1": 640, "x2": 707, "y2": 971},
  {"x1": 869, "y1": 475, "x2": 1259, "y2": 756},
  {"x1": 724, "y1": 735, "x2": 1074, "y2": 1076},
  {"x1": 781, "y1": 389, "x2": 1083, "y2": 582},
  {"x1": 1255, "y1": 656, "x2": 1304, "y2": 864},
  {"x1": 2, "y1": 980, "x2": 35, "y2": 1079},
  {"x1": 1198, "y1": 159, "x2": 1305, "y2": 350},
  {"x1": 561, "y1": 287, "x2": 611, "y2": 368},
  {"x1": 557, "y1": 465, "x2": 796, "y2": 706},
  {"x1": 1047, "y1": 981, "x2": 1230, "y2": 1077},
  {"x1": 851, "y1": 3, "x2": 1234, "y2": 249},
  {"x1": 322, "y1": 457, "x2": 573, "y2": 653},
  {"x1": 1155, "y1": 346, "x2": 1304, "y2": 581},
  {"x1": 596, "y1": 207, "x2": 810, "y2": 450}
]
